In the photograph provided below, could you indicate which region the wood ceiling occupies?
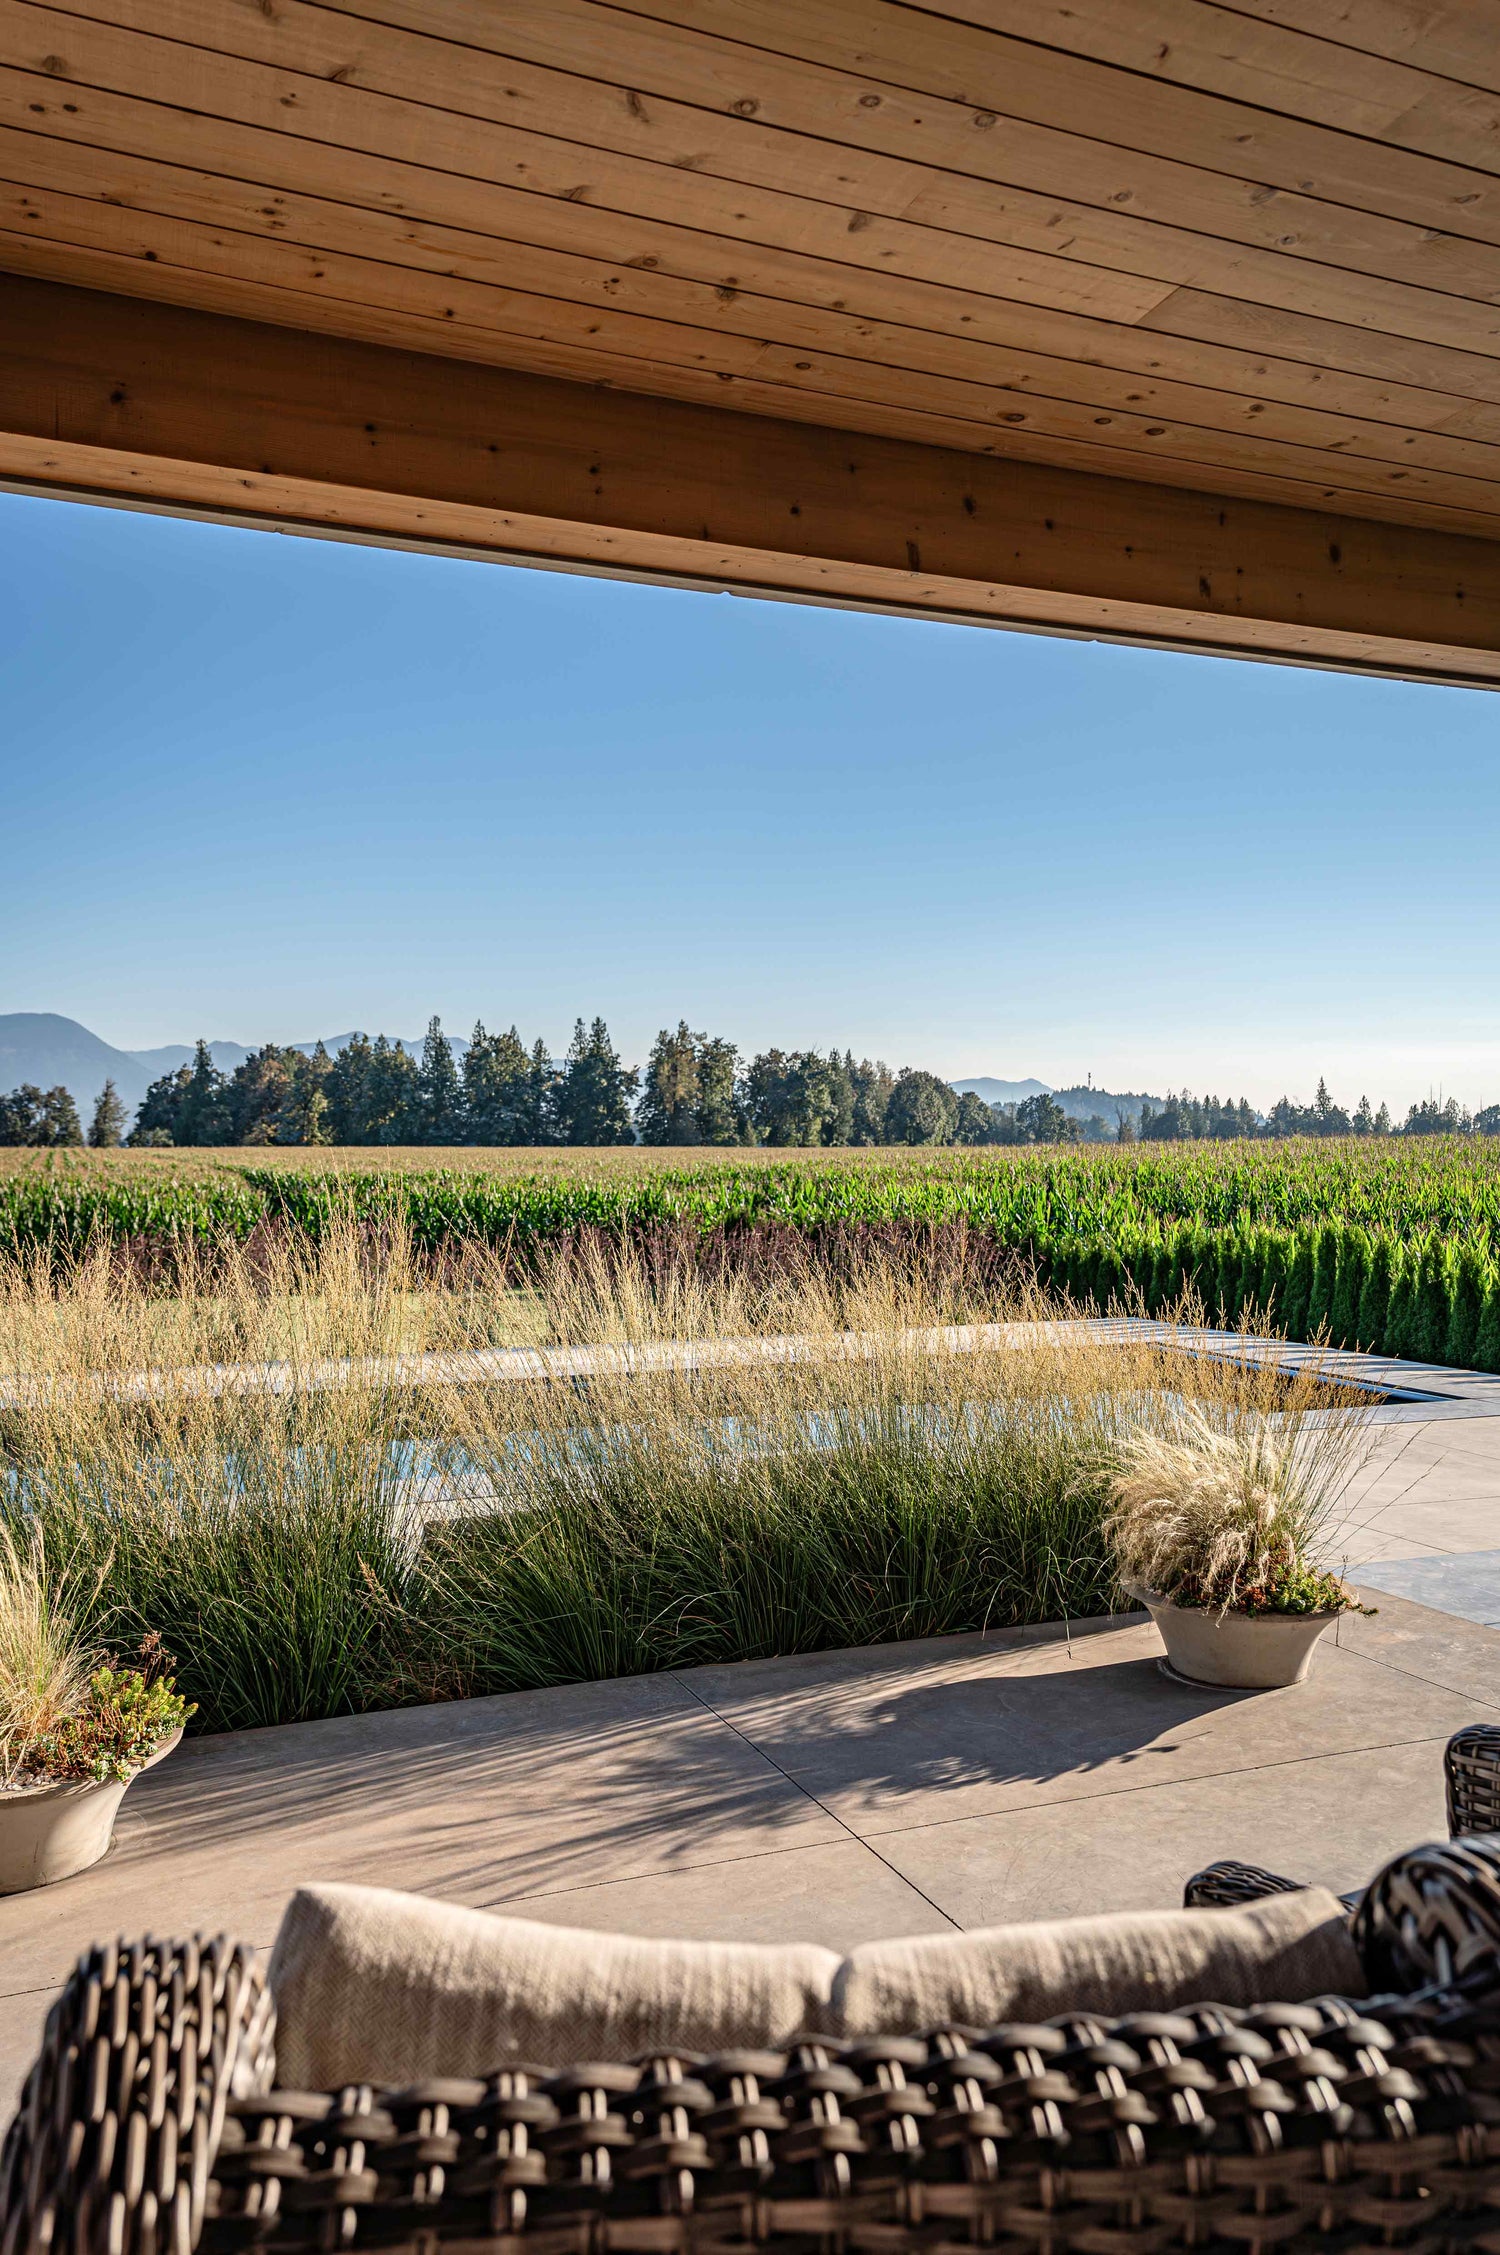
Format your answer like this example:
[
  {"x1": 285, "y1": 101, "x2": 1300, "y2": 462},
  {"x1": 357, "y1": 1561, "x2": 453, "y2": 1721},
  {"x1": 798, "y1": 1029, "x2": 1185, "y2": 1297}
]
[{"x1": 6, "y1": 0, "x2": 1500, "y2": 681}]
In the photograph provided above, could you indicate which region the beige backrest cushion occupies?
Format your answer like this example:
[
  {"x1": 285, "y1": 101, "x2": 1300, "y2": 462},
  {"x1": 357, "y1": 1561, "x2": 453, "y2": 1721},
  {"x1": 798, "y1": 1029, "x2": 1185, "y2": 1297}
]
[
  {"x1": 269, "y1": 1881, "x2": 1362, "y2": 2090},
  {"x1": 268, "y1": 1883, "x2": 841, "y2": 2088},
  {"x1": 834, "y1": 1887, "x2": 1364, "y2": 2033}
]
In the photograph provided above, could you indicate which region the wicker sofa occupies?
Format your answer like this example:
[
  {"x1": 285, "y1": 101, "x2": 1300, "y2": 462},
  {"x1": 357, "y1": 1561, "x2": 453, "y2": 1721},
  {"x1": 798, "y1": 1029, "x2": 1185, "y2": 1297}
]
[{"x1": 8, "y1": 1830, "x2": 1500, "y2": 2255}]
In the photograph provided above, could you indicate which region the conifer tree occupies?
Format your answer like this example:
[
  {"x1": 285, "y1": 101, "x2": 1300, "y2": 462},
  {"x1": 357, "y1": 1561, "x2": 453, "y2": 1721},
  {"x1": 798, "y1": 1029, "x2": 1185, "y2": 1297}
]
[
  {"x1": 273, "y1": 1045, "x2": 332, "y2": 1146},
  {"x1": 556, "y1": 1018, "x2": 636, "y2": 1145},
  {"x1": 171, "y1": 1042, "x2": 230, "y2": 1146},
  {"x1": 1306, "y1": 1224, "x2": 1340, "y2": 1338},
  {"x1": 1446, "y1": 1245, "x2": 1484, "y2": 1369},
  {"x1": 1357, "y1": 1235, "x2": 1393, "y2": 1352},
  {"x1": 1384, "y1": 1250, "x2": 1416, "y2": 1358},
  {"x1": 1474, "y1": 1270, "x2": 1500, "y2": 1374},
  {"x1": 695, "y1": 1037, "x2": 744, "y2": 1144},
  {"x1": 324, "y1": 1034, "x2": 375, "y2": 1143},
  {"x1": 1281, "y1": 1231, "x2": 1316, "y2": 1341},
  {"x1": 417, "y1": 1017, "x2": 465, "y2": 1144},
  {"x1": 369, "y1": 1037, "x2": 421, "y2": 1144},
  {"x1": 1329, "y1": 1228, "x2": 1367, "y2": 1348},
  {"x1": 1414, "y1": 1243, "x2": 1450, "y2": 1365},
  {"x1": 849, "y1": 1057, "x2": 893, "y2": 1146},
  {"x1": 637, "y1": 1023, "x2": 702, "y2": 1145},
  {"x1": 1257, "y1": 1232, "x2": 1291, "y2": 1330},
  {"x1": 462, "y1": 1023, "x2": 535, "y2": 1145},
  {"x1": 87, "y1": 1078, "x2": 127, "y2": 1148}
]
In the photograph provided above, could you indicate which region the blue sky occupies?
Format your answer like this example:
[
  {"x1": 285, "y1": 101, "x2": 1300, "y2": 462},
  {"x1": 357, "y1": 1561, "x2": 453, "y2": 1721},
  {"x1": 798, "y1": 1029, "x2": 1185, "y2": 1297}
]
[{"x1": 3, "y1": 487, "x2": 1497, "y2": 1114}]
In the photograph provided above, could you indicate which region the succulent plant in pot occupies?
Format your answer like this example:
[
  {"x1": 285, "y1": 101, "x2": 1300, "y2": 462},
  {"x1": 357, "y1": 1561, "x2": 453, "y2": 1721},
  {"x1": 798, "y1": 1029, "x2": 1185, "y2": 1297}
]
[
  {"x1": 0, "y1": 1529, "x2": 193, "y2": 1892},
  {"x1": 1103, "y1": 1405, "x2": 1372, "y2": 1689}
]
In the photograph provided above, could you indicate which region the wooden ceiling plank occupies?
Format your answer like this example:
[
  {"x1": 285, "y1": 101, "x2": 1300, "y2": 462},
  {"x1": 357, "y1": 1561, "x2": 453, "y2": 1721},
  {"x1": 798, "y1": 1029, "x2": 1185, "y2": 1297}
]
[
  {"x1": 13, "y1": 5, "x2": 1500, "y2": 372},
  {"x1": 459, "y1": 0, "x2": 1500, "y2": 232},
  {"x1": 41, "y1": 0, "x2": 1500, "y2": 306},
  {"x1": 0, "y1": 49, "x2": 1181, "y2": 333},
  {"x1": 9, "y1": 118, "x2": 1467, "y2": 445},
  {"x1": 7, "y1": 268, "x2": 1500, "y2": 682},
  {"x1": 12, "y1": 210, "x2": 1500, "y2": 538},
  {"x1": 904, "y1": 0, "x2": 1500, "y2": 173},
  {"x1": 1213, "y1": 1, "x2": 1500, "y2": 98},
  {"x1": 23, "y1": 132, "x2": 1500, "y2": 477},
  {"x1": 18, "y1": 62, "x2": 1500, "y2": 425}
]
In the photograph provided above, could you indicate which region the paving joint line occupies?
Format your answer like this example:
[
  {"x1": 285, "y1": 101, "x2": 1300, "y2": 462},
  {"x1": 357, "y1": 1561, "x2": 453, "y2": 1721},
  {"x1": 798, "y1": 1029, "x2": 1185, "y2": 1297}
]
[{"x1": 669, "y1": 1672, "x2": 963, "y2": 1931}]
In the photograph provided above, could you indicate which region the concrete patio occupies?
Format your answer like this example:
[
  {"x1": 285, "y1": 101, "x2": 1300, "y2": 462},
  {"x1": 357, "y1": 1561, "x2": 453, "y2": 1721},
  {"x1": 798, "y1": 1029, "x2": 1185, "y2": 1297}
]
[{"x1": 4, "y1": 1387, "x2": 1500, "y2": 2113}]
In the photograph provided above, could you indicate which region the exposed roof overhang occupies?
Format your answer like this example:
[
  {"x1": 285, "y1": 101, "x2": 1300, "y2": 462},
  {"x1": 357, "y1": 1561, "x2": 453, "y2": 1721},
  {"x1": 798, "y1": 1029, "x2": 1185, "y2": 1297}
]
[{"x1": 5, "y1": 0, "x2": 1500, "y2": 684}]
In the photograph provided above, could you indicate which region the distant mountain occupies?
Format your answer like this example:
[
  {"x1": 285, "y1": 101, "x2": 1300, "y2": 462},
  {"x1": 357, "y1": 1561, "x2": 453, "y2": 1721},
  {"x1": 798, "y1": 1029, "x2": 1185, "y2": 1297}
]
[
  {"x1": 0, "y1": 1014, "x2": 440, "y2": 1122},
  {"x1": 0, "y1": 1015, "x2": 157, "y2": 1117},
  {"x1": 953, "y1": 1074, "x2": 1162, "y2": 1126},
  {"x1": 951, "y1": 1077, "x2": 1053, "y2": 1106}
]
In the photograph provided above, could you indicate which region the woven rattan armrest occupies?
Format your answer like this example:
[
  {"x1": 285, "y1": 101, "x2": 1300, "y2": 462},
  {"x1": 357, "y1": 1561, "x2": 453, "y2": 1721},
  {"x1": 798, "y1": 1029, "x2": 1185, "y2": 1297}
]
[{"x1": 0, "y1": 1936, "x2": 273, "y2": 2255}]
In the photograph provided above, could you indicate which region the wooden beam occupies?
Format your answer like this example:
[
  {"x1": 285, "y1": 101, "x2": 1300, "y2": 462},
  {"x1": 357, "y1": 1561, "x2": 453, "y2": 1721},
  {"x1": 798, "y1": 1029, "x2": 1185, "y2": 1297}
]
[{"x1": 5, "y1": 270, "x2": 1500, "y2": 686}]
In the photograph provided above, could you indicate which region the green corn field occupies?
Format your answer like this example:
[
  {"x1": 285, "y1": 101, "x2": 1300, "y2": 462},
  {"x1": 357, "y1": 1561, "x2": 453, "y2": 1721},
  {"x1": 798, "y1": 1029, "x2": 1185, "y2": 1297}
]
[{"x1": 1, "y1": 1140, "x2": 1494, "y2": 1371}]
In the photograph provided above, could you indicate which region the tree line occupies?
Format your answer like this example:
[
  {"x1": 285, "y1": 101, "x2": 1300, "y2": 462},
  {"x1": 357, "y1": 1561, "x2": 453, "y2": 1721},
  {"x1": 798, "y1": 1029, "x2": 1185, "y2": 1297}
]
[{"x1": 2, "y1": 1033, "x2": 1497, "y2": 1149}]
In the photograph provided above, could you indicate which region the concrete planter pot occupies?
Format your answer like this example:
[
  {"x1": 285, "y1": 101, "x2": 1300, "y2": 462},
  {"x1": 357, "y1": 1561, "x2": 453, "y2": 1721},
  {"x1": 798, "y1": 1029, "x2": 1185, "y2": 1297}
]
[
  {"x1": 1126, "y1": 1585, "x2": 1338, "y2": 1689},
  {"x1": 0, "y1": 1730, "x2": 182, "y2": 1894}
]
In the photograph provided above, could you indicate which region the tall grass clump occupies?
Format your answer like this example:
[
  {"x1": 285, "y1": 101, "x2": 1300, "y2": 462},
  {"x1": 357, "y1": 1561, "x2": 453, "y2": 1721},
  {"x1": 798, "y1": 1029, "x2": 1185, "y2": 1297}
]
[
  {"x1": 0, "y1": 1526, "x2": 100, "y2": 1785},
  {"x1": 0, "y1": 1219, "x2": 1375, "y2": 1732},
  {"x1": 1102, "y1": 1404, "x2": 1371, "y2": 1617}
]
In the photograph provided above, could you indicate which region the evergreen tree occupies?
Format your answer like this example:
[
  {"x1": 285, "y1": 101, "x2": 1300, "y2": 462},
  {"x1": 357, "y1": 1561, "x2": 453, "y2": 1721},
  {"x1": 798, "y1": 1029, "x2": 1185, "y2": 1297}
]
[
  {"x1": 1329, "y1": 1227, "x2": 1366, "y2": 1348},
  {"x1": 1414, "y1": 1243, "x2": 1451, "y2": 1364},
  {"x1": 85, "y1": 1081, "x2": 117, "y2": 1148},
  {"x1": 324, "y1": 1034, "x2": 376, "y2": 1143},
  {"x1": 417, "y1": 1017, "x2": 465, "y2": 1143},
  {"x1": 1446, "y1": 1245, "x2": 1484, "y2": 1369},
  {"x1": 1357, "y1": 1235, "x2": 1393, "y2": 1352},
  {"x1": 1281, "y1": 1230, "x2": 1316, "y2": 1340},
  {"x1": 1475, "y1": 1270, "x2": 1500, "y2": 1374},
  {"x1": 87, "y1": 1079, "x2": 127, "y2": 1148},
  {"x1": 369, "y1": 1037, "x2": 421, "y2": 1143},
  {"x1": 1258, "y1": 1232, "x2": 1291, "y2": 1329},
  {"x1": 524, "y1": 1039, "x2": 562, "y2": 1143},
  {"x1": 695, "y1": 1037, "x2": 744, "y2": 1144},
  {"x1": 1306, "y1": 1224, "x2": 1340, "y2": 1338},
  {"x1": 824, "y1": 1052, "x2": 856, "y2": 1146},
  {"x1": 225, "y1": 1045, "x2": 296, "y2": 1143},
  {"x1": 274, "y1": 1045, "x2": 332, "y2": 1145},
  {"x1": 556, "y1": 1019, "x2": 636, "y2": 1145},
  {"x1": 849, "y1": 1057, "x2": 893, "y2": 1145},
  {"x1": 172, "y1": 1041, "x2": 230, "y2": 1146},
  {"x1": 1384, "y1": 1250, "x2": 1416, "y2": 1358},
  {"x1": 637, "y1": 1022, "x2": 702, "y2": 1145},
  {"x1": 464, "y1": 1023, "x2": 536, "y2": 1145},
  {"x1": 130, "y1": 1063, "x2": 192, "y2": 1145}
]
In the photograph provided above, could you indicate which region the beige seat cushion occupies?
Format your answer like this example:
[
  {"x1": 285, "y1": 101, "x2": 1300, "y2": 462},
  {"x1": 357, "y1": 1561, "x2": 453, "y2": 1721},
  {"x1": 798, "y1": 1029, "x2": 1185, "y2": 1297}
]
[
  {"x1": 834, "y1": 1888, "x2": 1364, "y2": 2033},
  {"x1": 269, "y1": 1880, "x2": 1362, "y2": 2090},
  {"x1": 269, "y1": 1883, "x2": 841, "y2": 2087}
]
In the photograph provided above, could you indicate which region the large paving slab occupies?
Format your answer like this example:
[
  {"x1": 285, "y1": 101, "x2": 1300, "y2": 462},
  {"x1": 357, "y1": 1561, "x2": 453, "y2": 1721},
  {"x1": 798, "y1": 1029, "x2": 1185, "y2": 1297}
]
[{"x1": 3, "y1": 1579, "x2": 1491, "y2": 2116}]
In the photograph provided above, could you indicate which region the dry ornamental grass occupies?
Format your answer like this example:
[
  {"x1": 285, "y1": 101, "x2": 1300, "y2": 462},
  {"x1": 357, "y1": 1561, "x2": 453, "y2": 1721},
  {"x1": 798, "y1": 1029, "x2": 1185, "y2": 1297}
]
[{"x1": 0, "y1": 1223, "x2": 1376, "y2": 1732}]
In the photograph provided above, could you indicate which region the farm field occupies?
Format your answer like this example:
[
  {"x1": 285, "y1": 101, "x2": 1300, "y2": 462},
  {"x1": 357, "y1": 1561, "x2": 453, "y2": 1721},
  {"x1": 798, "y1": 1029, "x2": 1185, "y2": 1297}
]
[{"x1": 2, "y1": 1137, "x2": 1496, "y2": 1368}]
